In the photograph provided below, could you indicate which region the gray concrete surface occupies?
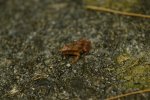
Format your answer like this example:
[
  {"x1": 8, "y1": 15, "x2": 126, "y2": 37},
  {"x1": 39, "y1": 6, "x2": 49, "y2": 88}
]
[{"x1": 0, "y1": 0, "x2": 150, "y2": 99}]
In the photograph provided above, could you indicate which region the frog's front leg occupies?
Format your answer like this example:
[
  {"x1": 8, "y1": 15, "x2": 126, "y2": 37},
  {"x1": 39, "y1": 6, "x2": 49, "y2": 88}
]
[{"x1": 72, "y1": 52, "x2": 80, "y2": 63}]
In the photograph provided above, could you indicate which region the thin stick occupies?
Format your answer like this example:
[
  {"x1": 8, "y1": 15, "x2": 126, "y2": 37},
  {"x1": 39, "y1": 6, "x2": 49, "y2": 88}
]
[
  {"x1": 85, "y1": 5, "x2": 150, "y2": 19},
  {"x1": 106, "y1": 89, "x2": 150, "y2": 100}
]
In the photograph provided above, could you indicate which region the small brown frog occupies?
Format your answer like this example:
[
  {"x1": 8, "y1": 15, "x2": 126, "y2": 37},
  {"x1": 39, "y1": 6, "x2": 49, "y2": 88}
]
[{"x1": 60, "y1": 38, "x2": 91, "y2": 63}]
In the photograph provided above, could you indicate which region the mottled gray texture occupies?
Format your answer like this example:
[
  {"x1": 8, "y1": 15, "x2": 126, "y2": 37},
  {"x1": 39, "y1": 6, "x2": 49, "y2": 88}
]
[{"x1": 0, "y1": 0, "x2": 150, "y2": 99}]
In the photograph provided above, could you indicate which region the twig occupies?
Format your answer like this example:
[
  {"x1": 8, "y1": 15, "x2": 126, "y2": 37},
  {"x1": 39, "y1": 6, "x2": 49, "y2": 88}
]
[
  {"x1": 85, "y1": 5, "x2": 150, "y2": 19},
  {"x1": 106, "y1": 89, "x2": 150, "y2": 100}
]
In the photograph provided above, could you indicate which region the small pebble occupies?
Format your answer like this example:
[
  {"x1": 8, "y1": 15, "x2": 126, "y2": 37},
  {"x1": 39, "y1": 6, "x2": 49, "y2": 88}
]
[{"x1": 66, "y1": 63, "x2": 71, "y2": 67}]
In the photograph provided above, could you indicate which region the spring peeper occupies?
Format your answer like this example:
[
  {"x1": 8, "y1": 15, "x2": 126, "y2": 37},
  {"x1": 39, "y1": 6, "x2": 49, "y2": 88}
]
[{"x1": 60, "y1": 38, "x2": 91, "y2": 63}]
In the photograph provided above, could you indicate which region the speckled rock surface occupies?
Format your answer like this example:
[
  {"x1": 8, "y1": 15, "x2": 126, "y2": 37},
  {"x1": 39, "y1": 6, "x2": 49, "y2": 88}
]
[{"x1": 0, "y1": 0, "x2": 150, "y2": 99}]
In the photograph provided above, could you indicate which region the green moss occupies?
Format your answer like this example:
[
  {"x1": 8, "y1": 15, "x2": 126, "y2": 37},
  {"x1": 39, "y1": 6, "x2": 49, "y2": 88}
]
[
  {"x1": 124, "y1": 65, "x2": 150, "y2": 88},
  {"x1": 116, "y1": 56, "x2": 150, "y2": 89}
]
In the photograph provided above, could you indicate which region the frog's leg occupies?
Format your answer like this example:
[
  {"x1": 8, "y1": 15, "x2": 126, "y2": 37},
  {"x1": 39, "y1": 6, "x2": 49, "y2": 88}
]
[{"x1": 72, "y1": 52, "x2": 80, "y2": 63}]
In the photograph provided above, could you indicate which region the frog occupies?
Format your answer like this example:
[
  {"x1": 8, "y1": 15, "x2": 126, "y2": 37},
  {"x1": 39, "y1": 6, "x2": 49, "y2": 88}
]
[{"x1": 60, "y1": 38, "x2": 91, "y2": 63}]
